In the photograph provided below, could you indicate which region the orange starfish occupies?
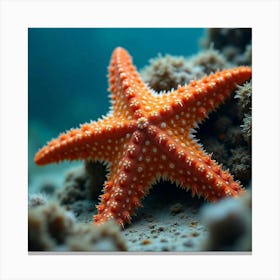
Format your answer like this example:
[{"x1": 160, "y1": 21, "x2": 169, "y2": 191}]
[{"x1": 34, "y1": 47, "x2": 251, "y2": 226}]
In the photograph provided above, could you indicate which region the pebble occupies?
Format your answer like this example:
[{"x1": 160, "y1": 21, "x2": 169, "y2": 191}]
[
  {"x1": 170, "y1": 203, "x2": 184, "y2": 215},
  {"x1": 183, "y1": 240, "x2": 194, "y2": 247},
  {"x1": 141, "y1": 239, "x2": 151, "y2": 245}
]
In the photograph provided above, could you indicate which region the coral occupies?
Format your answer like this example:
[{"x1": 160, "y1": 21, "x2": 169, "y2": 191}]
[
  {"x1": 28, "y1": 193, "x2": 48, "y2": 207},
  {"x1": 235, "y1": 81, "x2": 252, "y2": 143},
  {"x1": 28, "y1": 202, "x2": 75, "y2": 251},
  {"x1": 200, "y1": 138, "x2": 228, "y2": 164},
  {"x1": 28, "y1": 201, "x2": 127, "y2": 251},
  {"x1": 57, "y1": 161, "x2": 105, "y2": 204},
  {"x1": 66, "y1": 221, "x2": 127, "y2": 251},
  {"x1": 57, "y1": 166, "x2": 88, "y2": 205},
  {"x1": 200, "y1": 190, "x2": 252, "y2": 251},
  {"x1": 140, "y1": 47, "x2": 230, "y2": 93},
  {"x1": 140, "y1": 54, "x2": 204, "y2": 92},
  {"x1": 197, "y1": 80, "x2": 251, "y2": 186},
  {"x1": 57, "y1": 161, "x2": 105, "y2": 220},
  {"x1": 235, "y1": 81, "x2": 252, "y2": 113},
  {"x1": 225, "y1": 126, "x2": 245, "y2": 146},
  {"x1": 189, "y1": 47, "x2": 231, "y2": 74},
  {"x1": 228, "y1": 147, "x2": 251, "y2": 183},
  {"x1": 84, "y1": 160, "x2": 107, "y2": 200},
  {"x1": 241, "y1": 113, "x2": 252, "y2": 143}
]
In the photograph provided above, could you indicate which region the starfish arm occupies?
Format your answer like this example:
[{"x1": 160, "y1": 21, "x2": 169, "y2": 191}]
[
  {"x1": 108, "y1": 47, "x2": 157, "y2": 119},
  {"x1": 93, "y1": 131, "x2": 155, "y2": 226},
  {"x1": 149, "y1": 66, "x2": 252, "y2": 126},
  {"x1": 147, "y1": 125, "x2": 244, "y2": 201},
  {"x1": 34, "y1": 115, "x2": 137, "y2": 165}
]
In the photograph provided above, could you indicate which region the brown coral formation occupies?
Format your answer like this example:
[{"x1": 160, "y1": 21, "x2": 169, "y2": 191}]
[
  {"x1": 28, "y1": 201, "x2": 127, "y2": 251},
  {"x1": 57, "y1": 161, "x2": 106, "y2": 220},
  {"x1": 140, "y1": 47, "x2": 230, "y2": 93},
  {"x1": 189, "y1": 47, "x2": 231, "y2": 74},
  {"x1": 28, "y1": 202, "x2": 75, "y2": 250},
  {"x1": 197, "y1": 95, "x2": 251, "y2": 186},
  {"x1": 235, "y1": 81, "x2": 252, "y2": 113},
  {"x1": 66, "y1": 221, "x2": 127, "y2": 251},
  {"x1": 140, "y1": 54, "x2": 204, "y2": 92},
  {"x1": 28, "y1": 163, "x2": 126, "y2": 252},
  {"x1": 58, "y1": 161, "x2": 106, "y2": 204}
]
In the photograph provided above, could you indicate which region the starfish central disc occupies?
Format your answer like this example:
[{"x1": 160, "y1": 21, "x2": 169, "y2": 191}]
[{"x1": 137, "y1": 117, "x2": 149, "y2": 130}]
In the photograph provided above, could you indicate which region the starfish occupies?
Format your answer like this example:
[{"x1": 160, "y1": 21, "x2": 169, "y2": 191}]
[{"x1": 34, "y1": 47, "x2": 251, "y2": 226}]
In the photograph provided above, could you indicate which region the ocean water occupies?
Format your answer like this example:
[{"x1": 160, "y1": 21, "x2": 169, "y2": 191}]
[{"x1": 28, "y1": 28, "x2": 204, "y2": 165}]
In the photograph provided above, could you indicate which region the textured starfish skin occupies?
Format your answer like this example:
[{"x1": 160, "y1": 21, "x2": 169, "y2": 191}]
[{"x1": 34, "y1": 47, "x2": 251, "y2": 226}]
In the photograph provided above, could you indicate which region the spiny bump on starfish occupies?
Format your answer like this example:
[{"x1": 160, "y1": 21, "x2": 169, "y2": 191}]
[{"x1": 34, "y1": 47, "x2": 251, "y2": 227}]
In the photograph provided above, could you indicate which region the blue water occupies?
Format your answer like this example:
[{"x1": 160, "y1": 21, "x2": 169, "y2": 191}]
[{"x1": 28, "y1": 28, "x2": 204, "y2": 144}]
